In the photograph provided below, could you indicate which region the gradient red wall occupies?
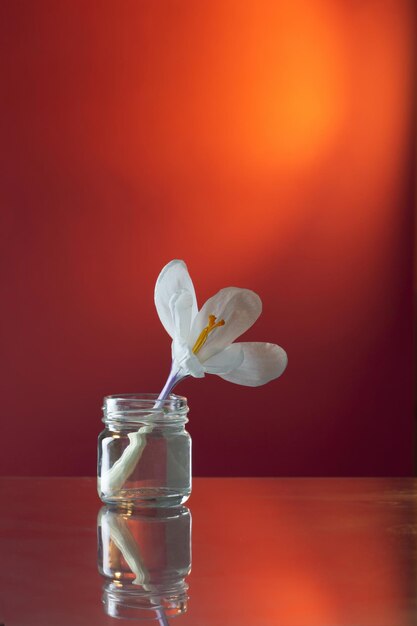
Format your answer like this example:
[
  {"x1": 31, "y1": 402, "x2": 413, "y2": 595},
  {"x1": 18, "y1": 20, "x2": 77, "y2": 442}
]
[{"x1": 0, "y1": 0, "x2": 414, "y2": 476}]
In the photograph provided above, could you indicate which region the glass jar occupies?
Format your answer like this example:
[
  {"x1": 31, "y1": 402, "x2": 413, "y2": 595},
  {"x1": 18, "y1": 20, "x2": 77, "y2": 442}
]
[
  {"x1": 97, "y1": 394, "x2": 191, "y2": 507},
  {"x1": 97, "y1": 505, "x2": 192, "y2": 620}
]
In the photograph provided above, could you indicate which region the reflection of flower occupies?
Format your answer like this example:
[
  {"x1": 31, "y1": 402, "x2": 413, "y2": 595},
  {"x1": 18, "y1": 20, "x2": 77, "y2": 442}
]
[
  {"x1": 101, "y1": 508, "x2": 146, "y2": 586},
  {"x1": 99, "y1": 508, "x2": 171, "y2": 626},
  {"x1": 155, "y1": 260, "x2": 287, "y2": 389}
]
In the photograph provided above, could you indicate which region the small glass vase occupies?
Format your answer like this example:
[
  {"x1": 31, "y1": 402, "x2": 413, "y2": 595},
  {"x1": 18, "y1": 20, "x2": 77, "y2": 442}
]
[{"x1": 97, "y1": 394, "x2": 191, "y2": 507}]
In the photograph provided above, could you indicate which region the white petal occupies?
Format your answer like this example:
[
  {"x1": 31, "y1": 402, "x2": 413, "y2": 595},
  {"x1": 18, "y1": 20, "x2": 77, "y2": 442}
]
[
  {"x1": 172, "y1": 338, "x2": 205, "y2": 378},
  {"x1": 203, "y1": 343, "x2": 244, "y2": 374},
  {"x1": 154, "y1": 260, "x2": 198, "y2": 339},
  {"x1": 189, "y1": 288, "x2": 262, "y2": 360},
  {"x1": 219, "y1": 342, "x2": 287, "y2": 386},
  {"x1": 169, "y1": 290, "x2": 194, "y2": 341}
]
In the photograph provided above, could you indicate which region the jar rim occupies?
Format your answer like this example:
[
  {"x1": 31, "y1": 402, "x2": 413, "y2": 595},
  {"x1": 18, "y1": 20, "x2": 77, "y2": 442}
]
[{"x1": 103, "y1": 393, "x2": 188, "y2": 422}]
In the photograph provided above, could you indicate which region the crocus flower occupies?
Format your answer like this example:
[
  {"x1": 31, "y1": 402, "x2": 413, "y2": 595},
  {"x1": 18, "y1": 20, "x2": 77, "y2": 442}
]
[
  {"x1": 101, "y1": 259, "x2": 287, "y2": 495},
  {"x1": 155, "y1": 259, "x2": 287, "y2": 395}
]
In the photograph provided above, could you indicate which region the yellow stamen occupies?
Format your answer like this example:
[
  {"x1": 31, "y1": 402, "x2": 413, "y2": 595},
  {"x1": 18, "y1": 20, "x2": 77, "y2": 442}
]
[{"x1": 192, "y1": 315, "x2": 225, "y2": 354}]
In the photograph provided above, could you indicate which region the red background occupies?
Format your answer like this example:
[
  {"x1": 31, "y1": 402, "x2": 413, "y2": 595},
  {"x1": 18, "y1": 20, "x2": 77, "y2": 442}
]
[{"x1": 0, "y1": 0, "x2": 414, "y2": 476}]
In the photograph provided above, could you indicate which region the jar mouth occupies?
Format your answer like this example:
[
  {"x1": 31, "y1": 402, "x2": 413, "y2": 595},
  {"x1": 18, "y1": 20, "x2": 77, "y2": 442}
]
[
  {"x1": 103, "y1": 581, "x2": 189, "y2": 619},
  {"x1": 103, "y1": 393, "x2": 188, "y2": 423}
]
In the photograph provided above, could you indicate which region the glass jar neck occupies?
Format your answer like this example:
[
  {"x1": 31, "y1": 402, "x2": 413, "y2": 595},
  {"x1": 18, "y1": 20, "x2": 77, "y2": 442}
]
[
  {"x1": 102, "y1": 393, "x2": 189, "y2": 428},
  {"x1": 103, "y1": 580, "x2": 189, "y2": 619}
]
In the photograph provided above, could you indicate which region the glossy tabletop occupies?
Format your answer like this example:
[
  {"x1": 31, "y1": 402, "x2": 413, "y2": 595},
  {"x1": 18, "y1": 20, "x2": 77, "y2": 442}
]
[{"x1": 0, "y1": 477, "x2": 416, "y2": 626}]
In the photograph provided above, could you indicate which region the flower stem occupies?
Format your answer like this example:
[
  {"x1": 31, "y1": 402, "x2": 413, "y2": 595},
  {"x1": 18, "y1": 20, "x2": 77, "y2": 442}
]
[
  {"x1": 155, "y1": 363, "x2": 186, "y2": 406},
  {"x1": 100, "y1": 363, "x2": 187, "y2": 495}
]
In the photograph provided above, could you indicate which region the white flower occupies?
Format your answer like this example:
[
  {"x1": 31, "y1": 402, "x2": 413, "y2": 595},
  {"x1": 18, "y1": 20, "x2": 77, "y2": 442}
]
[
  {"x1": 100, "y1": 259, "x2": 288, "y2": 496},
  {"x1": 155, "y1": 259, "x2": 287, "y2": 386}
]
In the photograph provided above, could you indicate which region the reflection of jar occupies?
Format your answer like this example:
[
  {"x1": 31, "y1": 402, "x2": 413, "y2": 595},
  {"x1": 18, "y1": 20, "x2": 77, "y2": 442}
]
[
  {"x1": 97, "y1": 394, "x2": 191, "y2": 506},
  {"x1": 97, "y1": 506, "x2": 192, "y2": 620}
]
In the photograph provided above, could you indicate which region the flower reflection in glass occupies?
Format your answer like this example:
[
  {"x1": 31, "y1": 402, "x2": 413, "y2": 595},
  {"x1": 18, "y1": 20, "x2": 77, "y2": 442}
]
[{"x1": 98, "y1": 506, "x2": 191, "y2": 624}]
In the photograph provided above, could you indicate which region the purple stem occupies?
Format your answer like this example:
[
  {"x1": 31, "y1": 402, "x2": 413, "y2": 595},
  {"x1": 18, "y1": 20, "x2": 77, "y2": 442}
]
[
  {"x1": 155, "y1": 363, "x2": 186, "y2": 406},
  {"x1": 156, "y1": 608, "x2": 169, "y2": 626},
  {"x1": 154, "y1": 362, "x2": 187, "y2": 626}
]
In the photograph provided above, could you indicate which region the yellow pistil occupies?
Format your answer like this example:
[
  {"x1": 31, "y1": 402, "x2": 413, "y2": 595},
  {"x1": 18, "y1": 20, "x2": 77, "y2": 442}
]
[{"x1": 192, "y1": 314, "x2": 225, "y2": 355}]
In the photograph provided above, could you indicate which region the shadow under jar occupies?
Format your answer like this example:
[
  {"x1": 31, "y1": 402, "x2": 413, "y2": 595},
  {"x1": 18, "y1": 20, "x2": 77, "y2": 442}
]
[{"x1": 98, "y1": 394, "x2": 191, "y2": 507}]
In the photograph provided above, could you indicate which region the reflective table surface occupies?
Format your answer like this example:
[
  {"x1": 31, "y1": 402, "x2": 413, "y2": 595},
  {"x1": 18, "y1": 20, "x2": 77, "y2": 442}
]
[{"x1": 0, "y1": 477, "x2": 416, "y2": 626}]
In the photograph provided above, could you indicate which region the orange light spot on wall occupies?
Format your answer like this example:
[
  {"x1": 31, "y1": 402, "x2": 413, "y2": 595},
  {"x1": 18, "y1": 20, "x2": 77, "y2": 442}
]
[
  {"x1": 216, "y1": 0, "x2": 348, "y2": 171},
  {"x1": 0, "y1": 0, "x2": 413, "y2": 478}
]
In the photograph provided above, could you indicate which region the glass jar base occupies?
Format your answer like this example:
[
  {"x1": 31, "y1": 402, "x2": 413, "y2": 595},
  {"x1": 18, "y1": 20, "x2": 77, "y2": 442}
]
[{"x1": 99, "y1": 487, "x2": 191, "y2": 508}]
